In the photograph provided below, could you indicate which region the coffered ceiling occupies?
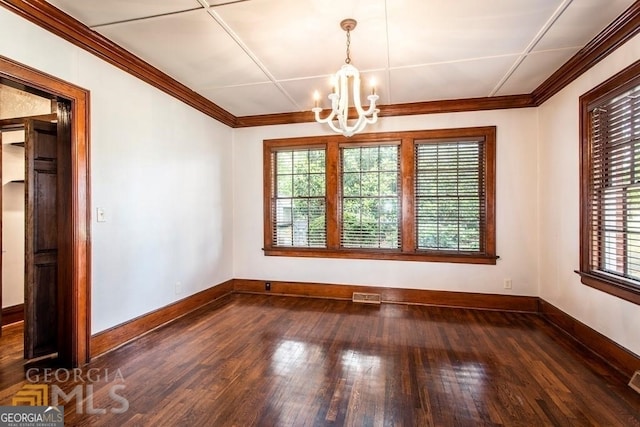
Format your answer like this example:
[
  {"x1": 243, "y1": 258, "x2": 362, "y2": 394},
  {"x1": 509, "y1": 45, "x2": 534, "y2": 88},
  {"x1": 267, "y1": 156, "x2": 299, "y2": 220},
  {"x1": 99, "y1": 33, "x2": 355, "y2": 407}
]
[{"x1": 45, "y1": 0, "x2": 635, "y2": 117}]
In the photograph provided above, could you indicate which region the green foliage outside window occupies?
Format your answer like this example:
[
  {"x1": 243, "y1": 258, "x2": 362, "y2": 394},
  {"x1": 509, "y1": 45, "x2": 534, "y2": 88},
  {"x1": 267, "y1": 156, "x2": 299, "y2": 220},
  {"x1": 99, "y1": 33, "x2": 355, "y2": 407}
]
[
  {"x1": 275, "y1": 149, "x2": 326, "y2": 247},
  {"x1": 341, "y1": 145, "x2": 400, "y2": 249}
]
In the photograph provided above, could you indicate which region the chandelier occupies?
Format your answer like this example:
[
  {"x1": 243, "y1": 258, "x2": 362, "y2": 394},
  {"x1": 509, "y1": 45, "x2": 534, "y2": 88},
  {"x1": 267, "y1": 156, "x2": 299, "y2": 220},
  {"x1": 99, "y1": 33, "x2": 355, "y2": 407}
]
[{"x1": 312, "y1": 19, "x2": 379, "y2": 137}]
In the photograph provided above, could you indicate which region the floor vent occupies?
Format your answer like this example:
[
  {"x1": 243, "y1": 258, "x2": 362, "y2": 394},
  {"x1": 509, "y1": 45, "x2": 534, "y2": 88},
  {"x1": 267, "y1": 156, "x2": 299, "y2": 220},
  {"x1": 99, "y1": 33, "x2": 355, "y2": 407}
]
[
  {"x1": 352, "y1": 292, "x2": 381, "y2": 304},
  {"x1": 630, "y1": 370, "x2": 640, "y2": 394}
]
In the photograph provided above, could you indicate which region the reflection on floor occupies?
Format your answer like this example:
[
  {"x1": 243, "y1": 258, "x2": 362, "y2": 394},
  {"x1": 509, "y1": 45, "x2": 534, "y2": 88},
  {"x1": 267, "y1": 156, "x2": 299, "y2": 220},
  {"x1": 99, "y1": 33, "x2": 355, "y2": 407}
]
[{"x1": 1, "y1": 294, "x2": 639, "y2": 425}]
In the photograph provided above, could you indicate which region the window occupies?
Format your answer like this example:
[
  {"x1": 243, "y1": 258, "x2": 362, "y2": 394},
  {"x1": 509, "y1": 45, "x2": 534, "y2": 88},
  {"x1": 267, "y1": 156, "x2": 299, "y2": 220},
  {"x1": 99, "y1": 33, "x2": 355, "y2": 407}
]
[
  {"x1": 415, "y1": 139, "x2": 485, "y2": 252},
  {"x1": 264, "y1": 127, "x2": 497, "y2": 264},
  {"x1": 579, "y1": 61, "x2": 640, "y2": 305},
  {"x1": 271, "y1": 147, "x2": 326, "y2": 247},
  {"x1": 341, "y1": 144, "x2": 401, "y2": 249}
]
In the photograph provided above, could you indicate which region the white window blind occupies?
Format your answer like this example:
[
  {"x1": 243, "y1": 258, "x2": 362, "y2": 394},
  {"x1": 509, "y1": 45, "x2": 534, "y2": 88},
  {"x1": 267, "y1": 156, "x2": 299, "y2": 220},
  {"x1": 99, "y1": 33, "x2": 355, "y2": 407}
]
[{"x1": 415, "y1": 140, "x2": 485, "y2": 252}]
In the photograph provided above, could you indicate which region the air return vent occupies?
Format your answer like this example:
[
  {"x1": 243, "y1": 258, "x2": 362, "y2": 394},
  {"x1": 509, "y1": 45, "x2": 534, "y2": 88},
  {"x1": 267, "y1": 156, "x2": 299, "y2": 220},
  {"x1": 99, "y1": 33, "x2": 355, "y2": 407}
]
[
  {"x1": 352, "y1": 292, "x2": 381, "y2": 304},
  {"x1": 630, "y1": 370, "x2": 640, "y2": 394}
]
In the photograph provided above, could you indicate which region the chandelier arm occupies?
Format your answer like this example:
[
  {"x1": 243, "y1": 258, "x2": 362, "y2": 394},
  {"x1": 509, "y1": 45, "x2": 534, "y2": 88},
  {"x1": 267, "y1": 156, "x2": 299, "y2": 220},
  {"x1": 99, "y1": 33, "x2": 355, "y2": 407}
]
[
  {"x1": 312, "y1": 110, "x2": 344, "y2": 135},
  {"x1": 346, "y1": 65, "x2": 378, "y2": 118},
  {"x1": 337, "y1": 112, "x2": 348, "y2": 134},
  {"x1": 313, "y1": 107, "x2": 335, "y2": 124},
  {"x1": 353, "y1": 121, "x2": 367, "y2": 136},
  {"x1": 341, "y1": 111, "x2": 371, "y2": 137},
  {"x1": 350, "y1": 70, "x2": 366, "y2": 117},
  {"x1": 338, "y1": 71, "x2": 350, "y2": 127},
  {"x1": 359, "y1": 95, "x2": 380, "y2": 117},
  {"x1": 329, "y1": 92, "x2": 339, "y2": 113},
  {"x1": 327, "y1": 120, "x2": 344, "y2": 135},
  {"x1": 312, "y1": 93, "x2": 340, "y2": 124},
  {"x1": 349, "y1": 116, "x2": 367, "y2": 137}
]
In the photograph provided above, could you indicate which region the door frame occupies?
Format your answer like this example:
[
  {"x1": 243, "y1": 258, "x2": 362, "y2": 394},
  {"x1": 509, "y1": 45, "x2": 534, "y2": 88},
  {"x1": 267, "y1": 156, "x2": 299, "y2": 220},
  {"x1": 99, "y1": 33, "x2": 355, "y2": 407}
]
[{"x1": 0, "y1": 54, "x2": 91, "y2": 366}]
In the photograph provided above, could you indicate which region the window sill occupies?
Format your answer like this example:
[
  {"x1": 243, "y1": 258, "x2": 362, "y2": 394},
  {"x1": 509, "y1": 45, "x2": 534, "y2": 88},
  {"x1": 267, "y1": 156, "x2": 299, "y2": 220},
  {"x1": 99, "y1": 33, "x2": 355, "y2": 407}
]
[
  {"x1": 264, "y1": 247, "x2": 498, "y2": 265},
  {"x1": 575, "y1": 270, "x2": 640, "y2": 306}
]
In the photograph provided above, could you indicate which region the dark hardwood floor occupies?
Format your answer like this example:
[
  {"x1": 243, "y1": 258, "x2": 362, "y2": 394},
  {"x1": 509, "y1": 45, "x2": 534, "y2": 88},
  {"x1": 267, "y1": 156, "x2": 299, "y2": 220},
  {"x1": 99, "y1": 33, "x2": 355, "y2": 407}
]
[{"x1": 1, "y1": 294, "x2": 639, "y2": 426}]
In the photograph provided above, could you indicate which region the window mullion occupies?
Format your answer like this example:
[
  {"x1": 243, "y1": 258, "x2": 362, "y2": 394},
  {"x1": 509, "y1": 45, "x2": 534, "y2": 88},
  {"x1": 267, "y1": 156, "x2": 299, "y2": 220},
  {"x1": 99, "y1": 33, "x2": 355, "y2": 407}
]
[
  {"x1": 326, "y1": 141, "x2": 340, "y2": 249},
  {"x1": 401, "y1": 138, "x2": 415, "y2": 252}
]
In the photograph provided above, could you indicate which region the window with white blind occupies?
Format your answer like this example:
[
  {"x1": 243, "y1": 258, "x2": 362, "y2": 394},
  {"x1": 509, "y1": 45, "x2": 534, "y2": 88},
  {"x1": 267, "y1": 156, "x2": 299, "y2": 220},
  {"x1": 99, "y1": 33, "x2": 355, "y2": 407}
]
[
  {"x1": 263, "y1": 127, "x2": 497, "y2": 264},
  {"x1": 579, "y1": 61, "x2": 640, "y2": 305},
  {"x1": 271, "y1": 148, "x2": 326, "y2": 248},
  {"x1": 341, "y1": 144, "x2": 401, "y2": 249},
  {"x1": 415, "y1": 139, "x2": 485, "y2": 253}
]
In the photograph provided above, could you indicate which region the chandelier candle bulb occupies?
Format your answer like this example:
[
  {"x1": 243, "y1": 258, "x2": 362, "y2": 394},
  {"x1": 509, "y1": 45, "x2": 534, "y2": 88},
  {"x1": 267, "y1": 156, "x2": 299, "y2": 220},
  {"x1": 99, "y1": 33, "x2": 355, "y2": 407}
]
[
  {"x1": 313, "y1": 90, "x2": 320, "y2": 108},
  {"x1": 371, "y1": 78, "x2": 376, "y2": 96}
]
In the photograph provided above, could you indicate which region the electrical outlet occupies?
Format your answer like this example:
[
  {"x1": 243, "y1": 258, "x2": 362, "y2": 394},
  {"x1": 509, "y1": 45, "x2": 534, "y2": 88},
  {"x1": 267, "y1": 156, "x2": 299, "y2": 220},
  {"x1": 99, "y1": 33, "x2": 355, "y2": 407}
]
[
  {"x1": 504, "y1": 279, "x2": 512, "y2": 289},
  {"x1": 265, "y1": 282, "x2": 271, "y2": 291},
  {"x1": 175, "y1": 282, "x2": 182, "y2": 295}
]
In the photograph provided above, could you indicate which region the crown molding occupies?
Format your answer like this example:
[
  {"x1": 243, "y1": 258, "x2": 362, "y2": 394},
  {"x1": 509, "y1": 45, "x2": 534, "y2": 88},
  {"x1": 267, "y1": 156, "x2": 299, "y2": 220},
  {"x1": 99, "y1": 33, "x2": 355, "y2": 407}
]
[
  {"x1": 235, "y1": 94, "x2": 535, "y2": 128},
  {"x1": 0, "y1": 0, "x2": 236, "y2": 127},
  {"x1": 532, "y1": 0, "x2": 640, "y2": 105},
  {"x1": 1, "y1": 0, "x2": 638, "y2": 129}
]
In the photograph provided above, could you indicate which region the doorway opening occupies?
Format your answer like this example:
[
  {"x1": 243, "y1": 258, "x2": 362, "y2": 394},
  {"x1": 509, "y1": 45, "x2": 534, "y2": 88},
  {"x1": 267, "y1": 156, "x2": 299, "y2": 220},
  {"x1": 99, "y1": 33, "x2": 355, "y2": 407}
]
[{"x1": 0, "y1": 55, "x2": 91, "y2": 367}]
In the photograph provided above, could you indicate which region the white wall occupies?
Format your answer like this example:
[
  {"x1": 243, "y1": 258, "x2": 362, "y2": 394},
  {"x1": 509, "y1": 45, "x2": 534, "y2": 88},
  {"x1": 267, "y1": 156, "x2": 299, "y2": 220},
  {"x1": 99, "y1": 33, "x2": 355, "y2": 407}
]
[
  {"x1": 538, "y1": 34, "x2": 640, "y2": 356},
  {"x1": 0, "y1": 9, "x2": 235, "y2": 333},
  {"x1": 1, "y1": 130, "x2": 25, "y2": 307},
  {"x1": 233, "y1": 109, "x2": 540, "y2": 296}
]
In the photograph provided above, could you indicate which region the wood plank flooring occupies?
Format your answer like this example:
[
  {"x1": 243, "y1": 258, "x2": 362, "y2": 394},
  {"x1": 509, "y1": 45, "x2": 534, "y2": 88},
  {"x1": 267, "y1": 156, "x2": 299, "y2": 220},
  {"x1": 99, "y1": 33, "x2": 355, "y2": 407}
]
[{"x1": 1, "y1": 294, "x2": 639, "y2": 426}]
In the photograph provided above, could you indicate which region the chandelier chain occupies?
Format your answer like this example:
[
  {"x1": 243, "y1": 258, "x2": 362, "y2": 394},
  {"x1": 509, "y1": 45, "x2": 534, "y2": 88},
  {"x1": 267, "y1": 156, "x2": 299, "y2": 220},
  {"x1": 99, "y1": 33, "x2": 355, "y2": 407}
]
[{"x1": 345, "y1": 29, "x2": 351, "y2": 64}]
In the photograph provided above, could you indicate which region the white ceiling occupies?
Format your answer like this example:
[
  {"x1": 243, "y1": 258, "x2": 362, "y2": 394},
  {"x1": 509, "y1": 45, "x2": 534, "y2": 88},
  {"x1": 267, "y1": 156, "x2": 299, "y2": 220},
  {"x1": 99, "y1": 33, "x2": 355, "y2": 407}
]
[{"x1": 46, "y1": 0, "x2": 635, "y2": 117}]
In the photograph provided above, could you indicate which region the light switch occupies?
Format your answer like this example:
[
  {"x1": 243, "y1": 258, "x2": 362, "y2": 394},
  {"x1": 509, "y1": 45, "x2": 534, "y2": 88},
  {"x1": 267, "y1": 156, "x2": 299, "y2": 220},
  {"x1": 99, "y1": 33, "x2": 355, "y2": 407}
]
[{"x1": 96, "y1": 207, "x2": 106, "y2": 223}]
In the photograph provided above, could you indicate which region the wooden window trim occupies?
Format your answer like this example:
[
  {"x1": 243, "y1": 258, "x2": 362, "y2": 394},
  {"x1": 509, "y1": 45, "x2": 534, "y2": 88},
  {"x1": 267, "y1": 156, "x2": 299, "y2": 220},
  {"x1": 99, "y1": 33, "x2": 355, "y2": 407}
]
[
  {"x1": 263, "y1": 128, "x2": 497, "y2": 265},
  {"x1": 578, "y1": 59, "x2": 640, "y2": 305}
]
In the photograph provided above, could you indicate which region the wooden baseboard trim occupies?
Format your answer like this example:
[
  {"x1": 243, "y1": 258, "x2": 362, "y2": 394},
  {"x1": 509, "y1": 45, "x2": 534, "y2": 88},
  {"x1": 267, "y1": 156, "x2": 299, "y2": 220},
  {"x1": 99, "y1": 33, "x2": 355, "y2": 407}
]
[
  {"x1": 539, "y1": 299, "x2": 640, "y2": 378},
  {"x1": 233, "y1": 279, "x2": 539, "y2": 313},
  {"x1": 86, "y1": 278, "x2": 640, "y2": 380},
  {"x1": 2, "y1": 304, "x2": 24, "y2": 326},
  {"x1": 90, "y1": 280, "x2": 234, "y2": 358}
]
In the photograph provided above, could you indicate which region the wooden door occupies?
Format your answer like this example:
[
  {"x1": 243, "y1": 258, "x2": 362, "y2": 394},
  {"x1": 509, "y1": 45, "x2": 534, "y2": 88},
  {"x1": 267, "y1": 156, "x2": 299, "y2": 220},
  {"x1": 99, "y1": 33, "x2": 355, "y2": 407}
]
[
  {"x1": 0, "y1": 130, "x2": 3, "y2": 336},
  {"x1": 24, "y1": 119, "x2": 59, "y2": 360}
]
